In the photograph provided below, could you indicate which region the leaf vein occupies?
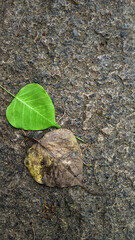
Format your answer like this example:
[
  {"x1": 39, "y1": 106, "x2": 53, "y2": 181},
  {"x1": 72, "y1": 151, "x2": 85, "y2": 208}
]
[{"x1": 15, "y1": 96, "x2": 55, "y2": 126}]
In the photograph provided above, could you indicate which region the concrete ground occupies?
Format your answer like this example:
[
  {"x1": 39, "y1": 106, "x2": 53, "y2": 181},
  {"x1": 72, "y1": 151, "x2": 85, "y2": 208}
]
[{"x1": 0, "y1": 0, "x2": 134, "y2": 239}]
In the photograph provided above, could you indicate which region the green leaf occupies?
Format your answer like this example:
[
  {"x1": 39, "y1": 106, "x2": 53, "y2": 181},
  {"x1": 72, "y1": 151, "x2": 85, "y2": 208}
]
[
  {"x1": 0, "y1": 83, "x2": 85, "y2": 142},
  {"x1": 5, "y1": 83, "x2": 60, "y2": 130}
]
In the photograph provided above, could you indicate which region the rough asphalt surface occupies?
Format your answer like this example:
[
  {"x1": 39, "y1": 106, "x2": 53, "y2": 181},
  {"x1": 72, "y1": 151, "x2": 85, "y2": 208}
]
[{"x1": 0, "y1": 0, "x2": 134, "y2": 240}]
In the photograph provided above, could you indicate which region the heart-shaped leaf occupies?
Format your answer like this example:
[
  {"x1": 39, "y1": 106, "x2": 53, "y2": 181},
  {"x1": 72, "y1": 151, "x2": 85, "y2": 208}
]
[
  {"x1": 6, "y1": 83, "x2": 60, "y2": 130},
  {"x1": 24, "y1": 128, "x2": 83, "y2": 187}
]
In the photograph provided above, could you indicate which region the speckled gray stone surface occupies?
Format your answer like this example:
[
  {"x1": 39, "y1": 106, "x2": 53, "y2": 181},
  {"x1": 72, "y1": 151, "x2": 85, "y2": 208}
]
[{"x1": 0, "y1": 0, "x2": 134, "y2": 240}]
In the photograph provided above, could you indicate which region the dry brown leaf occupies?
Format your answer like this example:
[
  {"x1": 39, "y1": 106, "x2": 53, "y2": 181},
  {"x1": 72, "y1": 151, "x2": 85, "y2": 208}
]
[
  {"x1": 24, "y1": 129, "x2": 105, "y2": 196},
  {"x1": 24, "y1": 129, "x2": 83, "y2": 188}
]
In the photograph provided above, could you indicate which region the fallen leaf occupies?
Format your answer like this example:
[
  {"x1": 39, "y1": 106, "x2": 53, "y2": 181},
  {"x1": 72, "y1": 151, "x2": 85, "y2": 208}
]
[
  {"x1": 5, "y1": 83, "x2": 60, "y2": 130},
  {"x1": 0, "y1": 83, "x2": 85, "y2": 142},
  {"x1": 24, "y1": 129, "x2": 83, "y2": 188}
]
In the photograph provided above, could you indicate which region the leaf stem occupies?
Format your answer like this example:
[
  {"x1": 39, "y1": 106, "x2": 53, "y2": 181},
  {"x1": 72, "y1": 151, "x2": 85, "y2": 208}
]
[
  {"x1": 75, "y1": 135, "x2": 87, "y2": 143},
  {"x1": 55, "y1": 123, "x2": 61, "y2": 129},
  {"x1": 0, "y1": 84, "x2": 16, "y2": 98},
  {"x1": 54, "y1": 122, "x2": 85, "y2": 142}
]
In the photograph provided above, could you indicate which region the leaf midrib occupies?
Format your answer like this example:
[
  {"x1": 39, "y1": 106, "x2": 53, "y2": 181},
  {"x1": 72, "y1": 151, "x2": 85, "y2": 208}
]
[{"x1": 15, "y1": 95, "x2": 56, "y2": 126}]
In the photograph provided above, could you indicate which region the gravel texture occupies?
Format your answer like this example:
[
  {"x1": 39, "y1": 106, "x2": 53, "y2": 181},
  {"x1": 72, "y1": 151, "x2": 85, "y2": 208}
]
[{"x1": 0, "y1": 0, "x2": 134, "y2": 240}]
